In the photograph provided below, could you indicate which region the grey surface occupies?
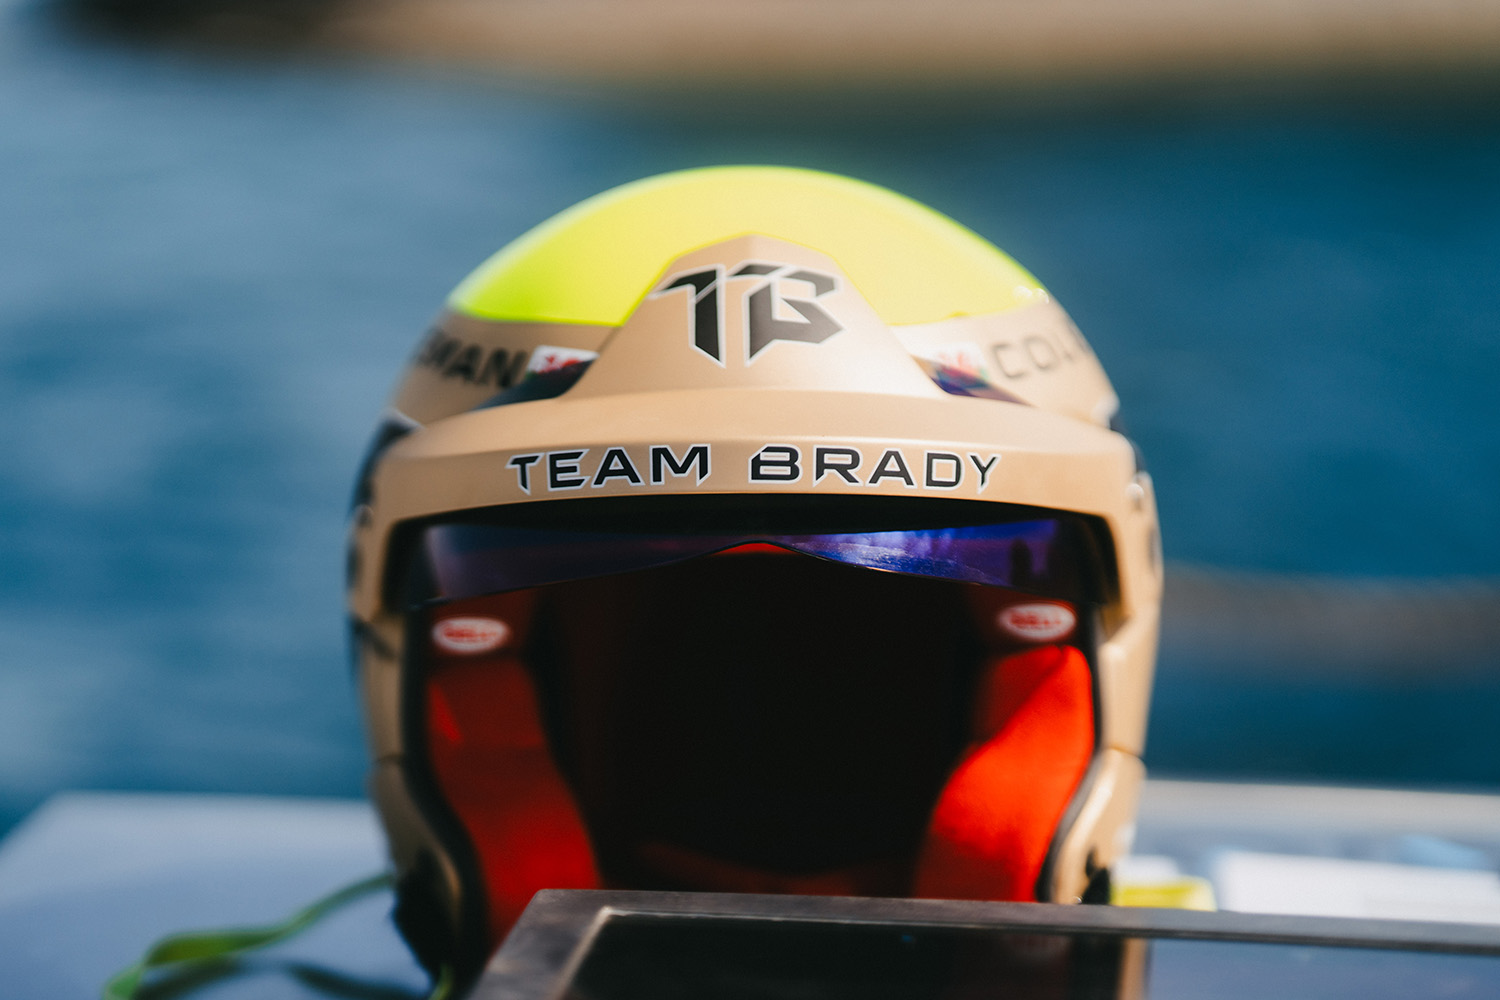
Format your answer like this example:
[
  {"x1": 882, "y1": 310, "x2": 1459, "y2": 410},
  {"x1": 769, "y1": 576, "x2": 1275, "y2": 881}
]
[
  {"x1": 0, "y1": 792, "x2": 425, "y2": 999},
  {"x1": 480, "y1": 888, "x2": 1500, "y2": 1000},
  {"x1": 1134, "y1": 779, "x2": 1500, "y2": 877},
  {"x1": 5, "y1": 784, "x2": 1500, "y2": 998}
]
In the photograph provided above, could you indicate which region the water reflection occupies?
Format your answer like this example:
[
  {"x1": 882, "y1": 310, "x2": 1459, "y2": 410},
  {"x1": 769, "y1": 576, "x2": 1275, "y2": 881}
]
[{"x1": 2, "y1": 0, "x2": 1498, "y2": 828}]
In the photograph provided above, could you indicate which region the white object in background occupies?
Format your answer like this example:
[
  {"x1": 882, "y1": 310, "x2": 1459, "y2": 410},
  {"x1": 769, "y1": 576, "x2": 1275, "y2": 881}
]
[{"x1": 1215, "y1": 850, "x2": 1500, "y2": 924}]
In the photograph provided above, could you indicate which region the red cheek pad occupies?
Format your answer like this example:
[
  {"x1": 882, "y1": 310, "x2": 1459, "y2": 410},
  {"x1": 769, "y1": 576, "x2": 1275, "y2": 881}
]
[
  {"x1": 914, "y1": 644, "x2": 1094, "y2": 903},
  {"x1": 423, "y1": 590, "x2": 600, "y2": 942}
]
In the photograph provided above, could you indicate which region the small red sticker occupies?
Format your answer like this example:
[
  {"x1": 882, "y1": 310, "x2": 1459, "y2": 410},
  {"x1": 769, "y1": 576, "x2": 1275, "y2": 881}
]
[
  {"x1": 997, "y1": 603, "x2": 1076, "y2": 643},
  {"x1": 526, "y1": 345, "x2": 598, "y2": 375},
  {"x1": 432, "y1": 616, "x2": 510, "y2": 655}
]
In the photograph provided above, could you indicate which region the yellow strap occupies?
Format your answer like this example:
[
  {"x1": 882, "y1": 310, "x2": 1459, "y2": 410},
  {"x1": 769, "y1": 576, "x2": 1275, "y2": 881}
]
[{"x1": 1112, "y1": 875, "x2": 1218, "y2": 911}]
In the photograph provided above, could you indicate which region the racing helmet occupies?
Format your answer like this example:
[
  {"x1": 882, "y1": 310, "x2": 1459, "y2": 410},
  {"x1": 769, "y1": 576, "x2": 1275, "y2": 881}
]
[{"x1": 347, "y1": 166, "x2": 1161, "y2": 986}]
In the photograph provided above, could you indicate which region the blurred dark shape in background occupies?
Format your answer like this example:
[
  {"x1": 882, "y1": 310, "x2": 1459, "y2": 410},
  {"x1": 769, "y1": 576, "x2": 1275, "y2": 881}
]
[
  {"x1": 3, "y1": 0, "x2": 1498, "y2": 833},
  {"x1": 55, "y1": 0, "x2": 339, "y2": 46},
  {"x1": 47, "y1": 0, "x2": 1500, "y2": 97},
  {"x1": 1159, "y1": 571, "x2": 1500, "y2": 786}
]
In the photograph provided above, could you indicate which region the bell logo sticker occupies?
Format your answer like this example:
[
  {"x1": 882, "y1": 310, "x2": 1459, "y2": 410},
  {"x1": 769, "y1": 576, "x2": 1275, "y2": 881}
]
[
  {"x1": 652, "y1": 261, "x2": 843, "y2": 365},
  {"x1": 432, "y1": 616, "x2": 511, "y2": 655},
  {"x1": 997, "y1": 603, "x2": 1076, "y2": 643}
]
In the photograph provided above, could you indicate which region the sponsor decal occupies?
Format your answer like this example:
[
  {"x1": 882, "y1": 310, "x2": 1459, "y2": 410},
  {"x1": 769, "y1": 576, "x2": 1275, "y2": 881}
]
[
  {"x1": 652, "y1": 265, "x2": 724, "y2": 364},
  {"x1": 808, "y1": 448, "x2": 965, "y2": 491},
  {"x1": 969, "y1": 453, "x2": 999, "y2": 490},
  {"x1": 997, "y1": 602, "x2": 1076, "y2": 643},
  {"x1": 651, "y1": 261, "x2": 843, "y2": 364},
  {"x1": 910, "y1": 341, "x2": 1026, "y2": 403},
  {"x1": 929, "y1": 342, "x2": 989, "y2": 381},
  {"x1": 432, "y1": 616, "x2": 511, "y2": 654},
  {"x1": 505, "y1": 443, "x2": 1000, "y2": 494},
  {"x1": 649, "y1": 444, "x2": 712, "y2": 485},
  {"x1": 749, "y1": 444, "x2": 801, "y2": 483},
  {"x1": 751, "y1": 445, "x2": 999, "y2": 491},
  {"x1": 508, "y1": 444, "x2": 711, "y2": 495},
  {"x1": 415, "y1": 327, "x2": 528, "y2": 389},
  {"x1": 989, "y1": 321, "x2": 1094, "y2": 381},
  {"x1": 526, "y1": 345, "x2": 598, "y2": 375}
]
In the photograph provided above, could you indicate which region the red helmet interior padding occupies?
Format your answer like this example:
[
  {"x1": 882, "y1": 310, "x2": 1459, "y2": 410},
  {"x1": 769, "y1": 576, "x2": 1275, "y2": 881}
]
[
  {"x1": 419, "y1": 554, "x2": 1095, "y2": 949},
  {"x1": 423, "y1": 589, "x2": 601, "y2": 933},
  {"x1": 913, "y1": 644, "x2": 1094, "y2": 901}
]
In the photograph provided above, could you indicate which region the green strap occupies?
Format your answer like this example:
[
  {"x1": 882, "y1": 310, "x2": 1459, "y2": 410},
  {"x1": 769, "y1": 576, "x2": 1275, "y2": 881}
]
[{"x1": 102, "y1": 873, "x2": 452, "y2": 1000}]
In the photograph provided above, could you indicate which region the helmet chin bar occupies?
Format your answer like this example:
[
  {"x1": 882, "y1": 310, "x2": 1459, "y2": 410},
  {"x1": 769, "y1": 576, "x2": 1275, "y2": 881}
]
[
  {"x1": 357, "y1": 555, "x2": 1148, "y2": 983},
  {"x1": 1040, "y1": 750, "x2": 1147, "y2": 904},
  {"x1": 1039, "y1": 610, "x2": 1155, "y2": 904},
  {"x1": 381, "y1": 559, "x2": 1108, "y2": 972}
]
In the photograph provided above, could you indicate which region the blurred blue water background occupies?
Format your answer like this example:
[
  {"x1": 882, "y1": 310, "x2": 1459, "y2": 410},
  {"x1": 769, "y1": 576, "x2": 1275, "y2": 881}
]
[{"x1": 2, "y1": 1, "x2": 1498, "y2": 832}]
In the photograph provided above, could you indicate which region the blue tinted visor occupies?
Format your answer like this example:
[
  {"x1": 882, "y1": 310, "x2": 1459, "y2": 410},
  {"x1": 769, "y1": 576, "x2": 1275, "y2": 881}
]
[{"x1": 406, "y1": 512, "x2": 1098, "y2": 606}]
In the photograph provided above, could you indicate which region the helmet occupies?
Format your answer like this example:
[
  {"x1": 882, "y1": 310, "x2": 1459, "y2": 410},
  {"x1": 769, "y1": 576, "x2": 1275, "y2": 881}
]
[{"x1": 347, "y1": 166, "x2": 1161, "y2": 985}]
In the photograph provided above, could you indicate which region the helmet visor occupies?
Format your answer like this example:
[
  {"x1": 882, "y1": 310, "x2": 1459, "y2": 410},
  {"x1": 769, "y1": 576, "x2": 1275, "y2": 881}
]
[{"x1": 400, "y1": 500, "x2": 1105, "y2": 607}]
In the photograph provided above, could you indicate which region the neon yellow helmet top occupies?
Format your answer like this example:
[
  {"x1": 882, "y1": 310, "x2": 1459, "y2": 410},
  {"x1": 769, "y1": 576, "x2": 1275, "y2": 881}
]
[{"x1": 449, "y1": 165, "x2": 1046, "y2": 327}]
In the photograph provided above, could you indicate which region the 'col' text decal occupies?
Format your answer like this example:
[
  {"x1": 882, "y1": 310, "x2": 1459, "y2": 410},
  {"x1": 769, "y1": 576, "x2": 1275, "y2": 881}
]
[
  {"x1": 505, "y1": 443, "x2": 1000, "y2": 495},
  {"x1": 650, "y1": 262, "x2": 843, "y2": 365}
]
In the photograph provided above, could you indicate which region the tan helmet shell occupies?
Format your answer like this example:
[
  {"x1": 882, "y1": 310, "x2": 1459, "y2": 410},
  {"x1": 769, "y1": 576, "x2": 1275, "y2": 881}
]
[{"x1": 348, "y1": 169, "x2": 1161, "y2": 976}]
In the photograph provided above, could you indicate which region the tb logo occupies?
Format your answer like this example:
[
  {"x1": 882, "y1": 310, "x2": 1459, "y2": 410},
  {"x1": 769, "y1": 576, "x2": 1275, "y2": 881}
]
[{"x1": 651, "y1": 262, "x2": 843, "y2": 365}]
